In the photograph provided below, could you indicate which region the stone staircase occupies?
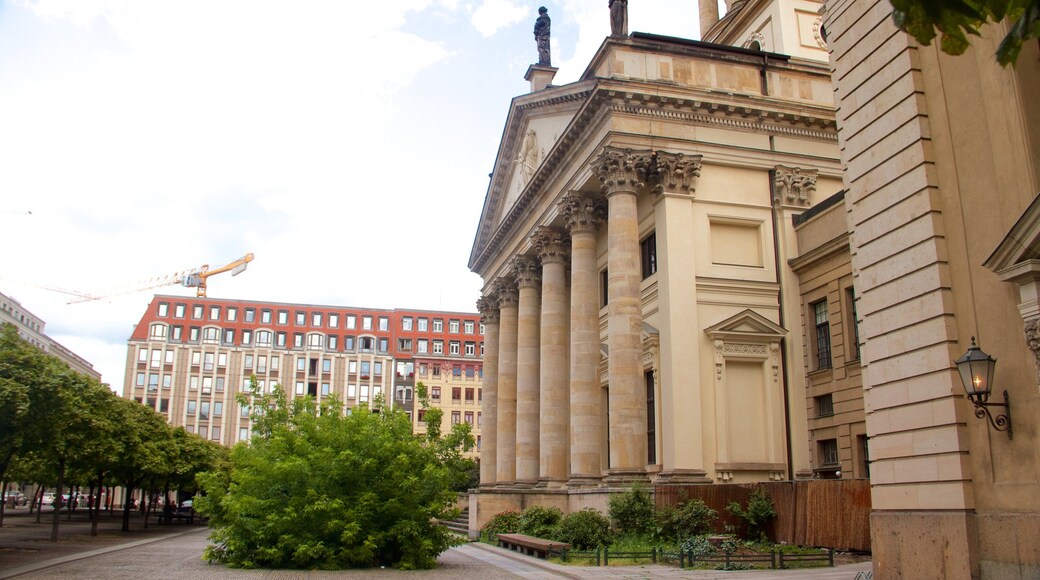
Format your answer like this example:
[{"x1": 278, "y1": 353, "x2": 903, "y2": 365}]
[{"x1": 439, "y1": 506, "x2": 470, "y2": 538}]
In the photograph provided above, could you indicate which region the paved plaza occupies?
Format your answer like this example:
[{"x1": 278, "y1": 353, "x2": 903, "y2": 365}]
[{"x1": 0, "y1": 507, "x2": 871, "y2": 579}]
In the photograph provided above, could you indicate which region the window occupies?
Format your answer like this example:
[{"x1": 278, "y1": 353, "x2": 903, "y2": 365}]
[
  {"x1": 417, "y1": 339, "x2": 428, "y2": 354},
  {"x1": 223, "y1": 329, "x2": 234, "y2": 344},
  {"x1": 162, "y1": 375, "x2": 172, "y2": 389},
  {"x1": 374, "y1": 361, "x2": 383, "y2": 376},
  {"x1": 378, "y1": 317, "x2": 388, "y2": 331},
  {"x1": 218, "y1": 353, "x2": 227, "y2": 367},
  {"x1": 449, "y1": 341, "x2": 460, "y2": 355},
  {"x1": 242, "y1": 330, "x2": 252, "y2": 345},
  {"x1": 211, "y1": 426, "x2": 220, "y2": 441},
  {"x1": 433, "y1": 340, "x2": 443, "y2": 354},
  {"x1": 349, "y1": 360, "x2": 357, "y2": 374},
  {"x1": 277, "y1": 310, "x2": 288, "y2": 325},
  {"x1": 312, "y1": 312, "x2": 322, "y2": 327},
  {"x1": 465, "y1": 365, "x2": 475, "y2": 378},
  {"x1": 451, "y1": 411, "x2": 460, "y2": 425},
  {"x1": 465, "y1": 388, "x2": 474, "y2": 402},
  {"x1": 174, "y1": 304, "x2": 186, "y2": 318},
  {"x1": 359, "y1": 337, "x2": 374, "y2": 351},
  {"x1": 239, "y1": 427, "x2": 249, "y2": 441},
  {"x1": 294, "y1": 333, "x2": 304, "y2": 348},
  {"x1": 418, "y1": 317, "x2": 428, "y2": 331},
  {"x1": 307, "y1": 333, "x2": 323, "y2": 349},
  {"x1": 296, "y1": 356, "x2": 306, "y2": 372},
  {"x1": 202, "y1": 327, "x2": 219, "y2": 344},
  {"x1": 431, "y1": 387, "x2": 441, "y2": 401},
  {"x1": 646, "y1": 370, "x2": 656, "y2": 464},
  {"x1": 261, "y1": 309, "x2": 272, "y2": 324},
  {"x1": 202, "y1": 377, "x2": 212, "y2": 394},
  {"x1": 256, "y1": 330, "x2": 272, "y2": 347},
  {"x1": 465, "y1": 342, "x2": 475, "y2": 356},
  {"x1": 187, "y1": 400, "x2": 197, "y2": 416},
  {"x1": 813, "y1": 300, "x2": 832, "y2": 369},
  {"x1": 327, "y1": 335, "x2": 337, "y2": 350},
  {"x1": 399, "y1": 338, "x2": 412, "y2": 351},
  {"x1": 464, "y1": 411, "x2": 474, "y2": 425},
  {"x1": 226, "y1": 307, "x2": 237, "y2": 322},
  {"x1": 819, "y1": 438, "x2": 839, "y2": 467},
  {"x1": 240, "y1": 404, "x2": 250, "y2": 418},
  {"x1": 640, "y1": 232, "x2": 657, "y2": 279},
  {"x1": 433, "y1": 319, "x2": 443, "y2": 332},
  {"x1": 291, "y1": 311, "x2": 303, "y2": 325},
  {"x1": 148, "y1": 374, "x2": 159, "y2": 391},
  {"x1": 347, "y1": 314, "x2": 356, "y2": 329},
  {"x1": 256, "y1": 355, "x2": 266, "y2": 373},
  {"x1": 215, "y1": 377, "x2": 224, "y2": 392},
  {"x1": 171, "y1": 326, "x2": 182, "y2": 341},
  {"x1": 149, "y1": 323, "x2": 167, "y2": 340},
  {"x1": 165, "y1": 349, "x2": 175, "y2": 364},
  {"x1": 139, "y1": 348, "x2": 148, "y2": 363},
  {"x1": 601, "y1": 269, "x2": 609, "y2": 307},
  {"x1": 209, "y1": 306, "x2": 220, "y2": 320},
  {"x1": 362, "y1": 316, "x2": 372, "y2": 330},
  {"x1": 480, "y1": 323, "x2": 485, "y2": 335},
  {"x1": 157, "y1": 302, "x2": 169, "y2": 317},
  {"x1": 402, "y1": 317, "x2": 412, "y2": 331},
  {"x1": 192, "y1": 305, "x2": 203, "y2": 319},
  {"x1": 270, "y1": 356, "x2": 279, "y2": 370},
  {"x1": 322, "y1": 359, "x2": 331, "y2": 373},
  {"x1": 815, "y1": 394, "x2": 834, "y2": 417},
  {"x1": 150, "y1": 349, "x2": 162, "y2": 368},
  {"x1": 213, "y1": 402, "x2": 223, "y2": 417},
  {"x1": 378, "y1": 338, "x2": 388, "y2": 352},
  {"x1": 160, "y1": 398, "x2": 169, "y2": 413},
  {"x1": 453, "y1": 364, "x2": 462, "y2": 377},
  {"x1": 858, "y1": 434, "x2": 870, "y2": 478},
  {"x1": 449, "y1": 319, "x2": 460, "y2": 333},
  {"x1": 360, "y1": 361, "x2": 370, "y2": 378},
  {"x1": 345, "y1": 336, "x2": 355, "y2": 351},
  {"x1": 321, "y1": 383, "x2": 330, "y2": 396},
  {"x1": 276, "y1": 332, "x2": 286, "y2": 347},
  {"x1": 452, "y1": 387, "x2": 462, "y2": 402},
  {"x1": 432, "y1": 365, "x2": 441, "y2": 377},
  {"x1": 464, "y1": 320, "x2": 474, "y2": 334},
  {"x1": 244, "y1": 308, "x2": 255, "y2": 322},
  {"x1": 847, "y1": 288, "x2": 860, "y2": 361},
  {"x1": 191, "y1": 351, "x2": 201, "y2": 366}
]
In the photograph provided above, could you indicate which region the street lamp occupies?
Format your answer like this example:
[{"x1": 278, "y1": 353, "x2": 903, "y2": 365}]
[{"x1": 954, "y1": 337, "x2": 1012, "y2": 439}]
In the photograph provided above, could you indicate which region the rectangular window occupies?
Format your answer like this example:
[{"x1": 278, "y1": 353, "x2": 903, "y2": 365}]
[
  {"x1": 240, "y1": 404, "x2": 250, "y2": 418},
  {"x1": 398, "y1": 338, "x2": 412, "y2": 351},
  {"x1": 322, "y1": 359, "x2": 331, "y2": 373},
  {"x1": 402, "y1": 317, "x2": 412, "y2": 331},
  {"x1": 362, "y1": 316, "x2": 372, "y2": 330},
  {"x1": 433, "y1": 340, "x2": 443, "y2": 354},
  {"x1": 348, "y1": 384, "x2": 357, "y2": 398},
  {"x1": 193, "y1": 305, "x2": 203, "y2": 319},
  {"x1": 452, "y1": 387, "x2": 462, "y2": 402},
  {"x1": 378, "y1": 317, "x2": 389, "y2": 331},
  {"x1": 223, "y1": 329, "x2": 234, "y2": 344},
  {"x1": 244, "y1": 308, "x2": 255, "y2": 322},
  {"x1": 209, "y1": 306, "x2": 220, "y2": 320},
  {"x1": 270, "y1": 356, "x2": 279, "y2": 370},
  {"x1": 321, "y1": 383, "x2": 330, "y2": 396},
  {"x1": 242, "y1": 330, "x2": 252, "y2": 345},
  {"x1": 189, "y1": 327, "x2": 200, "y2": 342},
  {"x1": 453, "y1": 365, "x2": 462, "y2": 377},
  {"x1": 418, "y1": 317, "x2": 428, "y2": 331},
  {"x1": 187, "y1": 401, "x2": 197, "y2": 415},
  {"x1": 431, "y1": 387, "x2": 441, "y2": 400},
  {"x1": 646, "y1": 370, "x2": 656, "y2": 465},
  {"x1": 417, "y1": 339, "x2": 428, "y2": 354},
  {"x1": 255, "y1": 355, "x2": 266, "y2": 373},
  {"x1": 465, "y1": 388, "x2": 474, "y2": 402},
  {"x1": 215, "y1": 377, "x2": 224, "y2": 392},
  {"x1": 296, "y1": 382, "x2": 305, "y2": 395},
  {"x1": 449, "y1": 319, "x2": 460, "y2": 333},
  {"x1": 162, "y1": 375, "x2": 172, "y2": 389},
  {"x1": 819, "y1": 438, "x2": 839, "y2": 466},
  {"x1": 203, "y1": 352, "x2": 214, "y2": 372},
  {"x1": 226, "y1": 307, "x2": 237, "y2": 322},
  {"x1": 378, "y1": 338, "x2": 388, "y2": 352},
  {"x1": 213, "y1": 401, "x2": 223, "y2": 417},
  {"x1": 244, "y1": 354, "x2": 254, "y2": 369},
  {"x1": 449, "y1": 341, "x2": 460, "y2": 355},
  {"x1": 640, "y1": 232, "x2": 657, "y2": 279},
  {"x1": 278, "y1": 310, "x2": 288, "y2": 325},
  {"x1": 360, "y1": 361, "x2": 370, "y2": 378},
  {"x1": 150, "y1": 349, "x2": 162, "y2": 368},
  {"x1": 464, "y1": 320, "x2": 474, "y2": 334},
  {"x1": 465, "y1": 342, "x2": 475, "y2": 356},
  {"x1": 138, "y1": 348, "x2": 148, "y2": 363},
  {"x1": 451, "y1": 411, "x2": 460, "y2": 425},
  {"x1": 218, "y1": 353, "x2": 227, "y2": 367},
  {"x1": 239, "y1": 427, "x2": 249, "y2": 441},
  {"x1": 464, "y1": 411, "x2": 474, "y2": 425},
  {"x1": 349, "y1": 360, "x2": 357, "y2": 374},
  {"x1": 345, "y1": 336, "x2": 355, "y2": 351},
  {"x1": 297, "y1": 357, "x2": 306, "y2": 371},
  {"x1": 202, "y1": 376, "x2": 212, "y2": 394},
  {"x1": 276, "y1": 332, "x2": 287, "y2": 347},
  {"x1": 433, "y1": 319, "x2": 443, "y2": 332},
  {"x1": 347, "y1": 315, "x2": 356, "y2": 329},
  {"x1": 160, "y1": 398, "x2": 169, "y2": 413},
  {"x1": 174, "y1": 303, "x2": 186, "y2": 318},
  {"x1": 157, "y1": 302, "x2": 169, "y2": 316},
  {"x1": 191, "y1": 351, "x2": 201, "y2": 366},
  {"x1": 312, "y1": 312, "x2": 322, "y2": 327},
  {"x1": 261, "y1": 309, "x2": 272, "y2": 324},
  {"x1": 171, "y1": 326, "x2": 182, "y2": 341},
  {"x1": 211, "y1": 426, "x2": 220, "y2": 441},
  {"x1": 815, "y1": 394, "x2": 834, "y2": 417},
  {"x1": 328, "y1": 313, "x2": 339, "y2": 328},
  {"x1": 813, "y1": 300, "x2": 832, "y2": 369},
  {"x1": 165, "y1": 349, "x2": 175, "y2": 364},
  {"x1": 147, "y1": 374, "x2": 159, "y2": 391},
  {"x1": 327, "y1": 335, "x2": 337, "y2": 350}
]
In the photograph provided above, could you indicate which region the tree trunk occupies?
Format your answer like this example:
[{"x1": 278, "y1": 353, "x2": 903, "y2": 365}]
[
  {"x1": 0, "y1": 480, "x2": 8, "y2": 527},
  {"x1": 51, "y1": 459, "x2": 65, "y2": 541},
  {"x1": 121, "y1": 484, "x2": 134, "y2": 532}
]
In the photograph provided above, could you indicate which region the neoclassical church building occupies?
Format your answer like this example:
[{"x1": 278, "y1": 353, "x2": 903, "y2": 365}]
[{"x1": 468, "y1": 0, "x2": 845, "y2": 527}]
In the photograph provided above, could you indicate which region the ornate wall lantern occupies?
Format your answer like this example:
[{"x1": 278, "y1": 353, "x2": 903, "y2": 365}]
[{"x1": 954, "y1": 337, "x2": 1012, "y2": 439}]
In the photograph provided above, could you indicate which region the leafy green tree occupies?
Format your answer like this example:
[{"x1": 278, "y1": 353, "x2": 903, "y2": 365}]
[
  {"x1": 109, "y1": 398, "x2": 176, "y2": 531},
  {"x1": 196, "y1": 383, "x2": 460, "y2": 570},
  {"x1": 726, "y1": 488, "x2": 777, "y2": 542},
  {"x1": 415, "y1": 382, "x2": 478, "y2": 493},
  {"x1": 0, "y1": 324, "x2": 33, "y2": 526},
  {"x1": 608, "y1": 483, "x2": 656, "y2": 537},
  {"x1": 555, "y1": 509, "x2": 611, "y2": 549},
  {"x1": 889, "y1": 0, "x2": 1040, "y2": 65}
]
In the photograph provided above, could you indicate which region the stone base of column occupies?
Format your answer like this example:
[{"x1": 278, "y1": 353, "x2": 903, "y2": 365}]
[
  {"x1": 513, "y1": 479, "x2": 537, "y2": 489},
  {"x1": 604, "y1": 468, "x2": 649, "y2": 485},
  {"x1": 494, "y1": 481, "x2": 517, "y2": 489},
  {"x1": 654, "y1": 469, "x2": 712, "y2": 484},
  {"x1": 566, "y1": 475, "x2": 604, "y2": 488},
  {"x1": 535, "y1": 477, "x2": 568, "y2": 489}
]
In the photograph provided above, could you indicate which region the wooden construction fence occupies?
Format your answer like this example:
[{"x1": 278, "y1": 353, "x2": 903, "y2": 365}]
[{"x1": 655, "y1": 479, "x2": 871, "y2": 552}]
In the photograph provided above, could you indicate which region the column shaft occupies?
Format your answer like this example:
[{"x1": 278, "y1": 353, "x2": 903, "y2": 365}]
[
  {"x1": 536, "y1": 229, "x2": 570, "y2": 485},
  {"x1": 495, "y1": 283, "x2": 519, "y2": 485},
  {"x1": 477, "y1": 296, "x2": 500, "y2": 487},
  {"x1": 514, "y1": 257, "x2": 542, "y2": 486}
]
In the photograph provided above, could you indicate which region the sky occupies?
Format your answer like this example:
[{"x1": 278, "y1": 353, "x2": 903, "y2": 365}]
[{"x1": 0, "y1": 0, "x2": 701, "y2": 394}]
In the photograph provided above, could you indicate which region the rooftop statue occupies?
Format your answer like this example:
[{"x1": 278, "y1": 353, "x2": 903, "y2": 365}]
[
  {"x1": 534, "y1": 6, "x2": 551, "y2": 65},
  {"x1": 609, "y1": 0, "x2": 627, "y2": 36}
]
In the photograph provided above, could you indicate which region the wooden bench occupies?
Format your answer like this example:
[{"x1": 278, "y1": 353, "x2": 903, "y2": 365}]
[
  {"x1": 158, "y1": 510, "x2": 195, "y2": 525},
  {"x1": 497, "y1": 533, "x2": 570, "y2": 559}
]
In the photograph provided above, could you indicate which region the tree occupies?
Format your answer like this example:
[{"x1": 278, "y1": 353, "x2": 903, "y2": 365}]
[
  {"x1": 889, "y1": 0, "x2": 1040, "y2": 65},
  {"x1": 0, "y1": 325, "x2": 33, "y2": 526},
  {"x1": 196, "y1": 383, "x2": 461, "y2": 569}
]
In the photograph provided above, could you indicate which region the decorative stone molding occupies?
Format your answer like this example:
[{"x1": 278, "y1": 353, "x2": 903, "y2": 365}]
[
  {"x1": 591, "y1": 146, "x2": 651, "y2": 194},
  {"x1": 477, "y1": 295, "x2": 500, "y2": 324},
  {"x1": 1026, "y1": 319, "x2": 1040, "y2": 385},
  {"x1": 532, "y1": 227, "x2": 569, "y2": 265},
  {"x1": 513, "y1": 255, "x2": 541, "y2": 289},
  {"x1": 560, "y1": 192, "x2": 607, "y2": 235},
  {"x1": 743, "y1": 31, "x2": 765, "y2": 50},
  {"x1": 648, "y1": 151, "x2": 702, "y2": 195},
  {"x1": 723, "y1": 343, "x2": 769, "y2": 356},
  {"x1": 773, "y1": 165, "x2": 817, "y2": 207},
  {"x1": 495, "y1": 277, "x2": 519, "y2": 306}
]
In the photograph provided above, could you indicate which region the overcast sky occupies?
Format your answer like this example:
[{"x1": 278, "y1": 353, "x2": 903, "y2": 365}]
[{"x1": 0, "y1": 0, "x2": 701, "y2": 393}]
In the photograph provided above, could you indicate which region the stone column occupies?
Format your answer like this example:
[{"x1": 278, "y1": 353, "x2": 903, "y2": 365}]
[
  {"x1": 476, "y1": 294, "x2": 500, "y2": 487},
  {"x1": 561, "y1": 192, "x2": 607, "y2": 486},
  {"x1": 513, "y1": 255, "x2": 542, "y2": 487},
  {"x1": 534, "y1": 227, "x2": 570, "y2": 486},
  {"x1": 649, "y1": 152, "x2": 712, "y2": 483},
  {"x1": 593, "y1": 146, "x2": 648, "y2": 482},
  {"x1": 495, "y1": 278, "x2": 519, "y2": 486}
]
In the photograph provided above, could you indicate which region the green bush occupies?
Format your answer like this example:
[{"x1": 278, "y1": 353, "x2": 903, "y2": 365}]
[
  {"x1": 518, "y1": 505, "x2": 563, "y2": 539},
  {"x1": 480, "y1": 510, "x2": 521, "y2": 543},
  {"x1": 555, "y1": 509, "x2": 610, "y2": 549},
  {"x1": 657, "y1": 499, "x2": 718, "y2": 541},
  {"x1": 726, "y1": 488, "x2": 777, "y2": 542},
  {"x1": 608, "y1": 484, "x2": 655, "y2": 536}
]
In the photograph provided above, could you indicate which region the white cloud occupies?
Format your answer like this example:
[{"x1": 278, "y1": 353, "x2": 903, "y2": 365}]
[{"x1": 470, "y1": 0, "x2": 526, "y2": 37}]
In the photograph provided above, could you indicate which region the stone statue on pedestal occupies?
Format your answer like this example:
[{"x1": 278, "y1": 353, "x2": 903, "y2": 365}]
[
  {"x1": 609, "y1": 0, "x2": 627, "y2": 36},
  {"x1": 534, "y1": 6, "x2": 551, "y2": 65}
]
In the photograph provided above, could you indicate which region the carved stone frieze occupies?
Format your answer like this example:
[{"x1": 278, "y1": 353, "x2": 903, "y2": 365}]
[
  {"x1": 723, "y1": 343, "x2": 769, "y2": 356},
  {"x1": 773, "y1": 165, "x2": 817, "y2": 206},
  {"x1": 477, "y1": 294, "x2": 500, "y2": 324},
  {"x1": 513, "y1": 255, "x2": 542, "y2": 289},
  {"x1": 648, "y1": 151, "x2": 702, "y2": 195},
  {"x1": 591, "y1": 146, "x2": 652, "y2": 194},
  {"x1": 532, "y1": 227, "x2": 569, "y2": 265},
  {"x1": 560, "y1": 192, "x2": 607, "y2": 235},
  {"x1": 1025, "y1": 319, "x2": 1040, "y2": 385}
]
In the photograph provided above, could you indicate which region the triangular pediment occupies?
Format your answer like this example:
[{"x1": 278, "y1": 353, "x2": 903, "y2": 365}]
[
  {"x1": 705, "y1": 309, "x2": 787, "y2": 342},
  {"x1": 984, "y1": 192, "x2": 1040, "y2": 275}
]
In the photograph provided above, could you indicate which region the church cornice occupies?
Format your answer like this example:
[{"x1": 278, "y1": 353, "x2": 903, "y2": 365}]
[{"x1": 469, "y1": 81, "x2": 838, "y2": 274}]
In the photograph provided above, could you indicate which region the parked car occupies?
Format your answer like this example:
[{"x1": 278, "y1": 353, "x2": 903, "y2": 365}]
[
  {"x1": 2, "y1": 491, "x2": 27, "y2": 507},
  {"x1": 41, "y1": 493, "x2": 56, "y2": 506}
]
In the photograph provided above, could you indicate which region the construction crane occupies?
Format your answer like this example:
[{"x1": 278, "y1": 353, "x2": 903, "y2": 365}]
[{"x1": 65, "y1": 253, "x2": 255, "y2": 304}]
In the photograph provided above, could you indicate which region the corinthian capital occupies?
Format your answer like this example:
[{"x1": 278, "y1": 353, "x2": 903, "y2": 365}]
[
  {"x1": 591, "y1": 146, "x2": 653, "y2": 194},
  {"x1": 532, "y1": 227, "x2": 569, "y2": 265},
  {"x1": 495, "y1": 276, "x2": 519, "y2": 306},
  {"x1": 477, "y1": 294, "x2": 500, "y2": 324},
  {"x1": 773, "y1": 165, "x2": 817, "y2": 207},
  {"x1": 559, "y1": 192, "x2": 607, "y2": 235},
  {"x1": 513, "y1": 255, "x2": 541, "y2": 289},
  {"x1": 648, "y1": 151, "x2": 702, "y2": 195}
]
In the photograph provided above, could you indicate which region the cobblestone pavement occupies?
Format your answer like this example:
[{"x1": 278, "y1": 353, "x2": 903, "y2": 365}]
[{"x1": 0, "y1": 507, "x2": 873, "y2": 579}]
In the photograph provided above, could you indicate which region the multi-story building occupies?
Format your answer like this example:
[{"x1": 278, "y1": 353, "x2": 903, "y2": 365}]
[
  {"x1": 467, "y1": 0, "x2": 842, "y2": 529},
  {"x1": 124, "y1": 296, "x2": 482, "y2": 448},
  {"x1": 0, "y1": 290, "x2": 101, "y2": 381}
]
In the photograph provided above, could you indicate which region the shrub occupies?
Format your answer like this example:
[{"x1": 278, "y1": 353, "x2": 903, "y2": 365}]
[
  {"x1": 518, "y1": 505, "x2": 563, "y2": 539},
  {"x1": 657, "y1": 499, "x2": 718, "y2": 541},
  {"x1": 555, "y1": 509, "x2": 610, "y2": 549},
  {"x1": 726, "y1": 488, "x2": 777, "y2": 542},
  {"x1": 608, "y1": 484, "x2": 655, "y2": 536},
  {"x1": 480, "y1": 510, "x2": 522, "y2": 543}
]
